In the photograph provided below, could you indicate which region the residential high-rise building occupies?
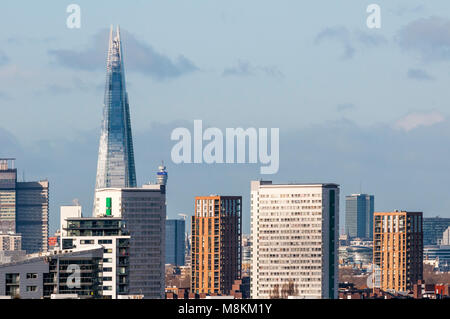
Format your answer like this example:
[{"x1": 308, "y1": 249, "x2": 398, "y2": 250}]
[
  {"x1": 191, "y1": 195, "x2": 242, "y2": 295},
  {"x1": 60, "y1": 210, "x2": 131, "y2": 299},
  {"x1": 165, "y1": 219, "x2": 185, "y2": 266},
  {"x1": 345, "y1": 194, "x2": 374, "y2": 239},
  {"x1": 0, "y1": 159, "x2": 49, "y2": 254},
  {"x1": 94, "y1": 184, "x2": 166, "y2": 298},
  {"x1": 95, "y1": 26, "x2": 136, "y2": 190},
  {"x1": 423, "y1": 217, "x2": 450, "y2": 245},
  {"x1": 0, "y1": 234, "x2": 21, "y2": 251},
  {"x1": 250, "y1": 181, "x2": 339, "y2": 299},
  {"x1": 373, "y1": 211, "x2": 423, "y2": 292}
]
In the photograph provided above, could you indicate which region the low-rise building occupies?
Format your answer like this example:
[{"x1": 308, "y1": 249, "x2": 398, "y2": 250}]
[{"x1": 0, "y1": 246, "x2": 103, "y2": 299}]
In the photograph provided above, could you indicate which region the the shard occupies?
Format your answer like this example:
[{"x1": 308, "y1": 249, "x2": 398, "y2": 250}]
[{"x1": 95, "y1": 26, "x2": 136, "y2": 189}]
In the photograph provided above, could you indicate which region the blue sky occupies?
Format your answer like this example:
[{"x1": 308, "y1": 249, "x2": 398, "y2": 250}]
[{"x1": 1, "y1": 1, "x2": 450, "y2": 234}]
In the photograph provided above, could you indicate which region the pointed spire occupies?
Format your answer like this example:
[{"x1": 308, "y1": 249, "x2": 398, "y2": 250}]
[{"x1": 95, "y1": 24, "x2": 136, "y2": 190}]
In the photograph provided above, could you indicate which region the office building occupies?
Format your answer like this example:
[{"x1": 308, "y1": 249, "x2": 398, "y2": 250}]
[
  {"x1": 166, "y1": 219, "x2": 185, "y2": 266},
  {"x1": 442, "y1": 226, "x2": 450, "y2": 245},
  {"x1": 424, "y1": 245, "x2": 450, "y2": 272},
  {"x1": 95, "y1": 26, "x2": 136, "y2": 190},
  {"x1": 94, "y1": 184, "x2": 166, "y2": 298},
  {"x1": 250, "y1": 181, "x2": 339, "y2": 299},
  {"x1": 16, "y1": 181, "x2": 49, "y2": 253},
  {"x1": 0, "y1": 159, "x2": 17, "y2": 234},
  {"x1": 191, "y1": 195, "x2": 242, "y2": 295},
  {"x1": 0, "y1": 245, "x2": 103, "y2": 299},
  {"x1": 0, "y1": 159, "x2": 49, "y2": 254},
  {"x1": 373, "y1": 211, "x2": 423, "y2": 292},
  {"x1": 345, "y1": 194, "x2": 374, "y2": 239},
  {"x1": 423, "y1": 217, "x2": 450, "y2": 245}
]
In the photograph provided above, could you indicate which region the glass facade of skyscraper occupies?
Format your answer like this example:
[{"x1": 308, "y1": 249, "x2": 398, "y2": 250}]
[
  {"x1": 345, "y1": 194, "x2": 374, "y2": 239},
  {"x1": 165, "y1": 219, "x2": 185, "y2": 266},
  {"x1": 95, "y1": 26, "x2": 136, "y2": 189},
  {"x1": 423, "y1": 217, "x2": 450, "y2": 245}
]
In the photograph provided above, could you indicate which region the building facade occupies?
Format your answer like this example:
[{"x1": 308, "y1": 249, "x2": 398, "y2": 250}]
[
  {"x1": 94, "y1": 184, "x2": 166, "y2": 298},
  {"x1": 95, "y1": 26, "x2": 136, "y2": 190},
  {"x1": 0, "y1": 159, "x2": 49, "y2": 254},
  {"x1": 191, "y1": 195, "x2": 242, "y2": 295},
  {"x1": 373, "y1": 211, "x2": 423, "y2": 292},
  {"x1": 60, "y1": 213, "x2": 131, "y2": 299},
  {"x1": 345, "y1": 194, "x2": 374, "y2": 239},
  {"x1": 0, "y1": 246, "x2": 103, "y2": 299},
  {"x1": 250, "y1": 181, "x2": 339, "y2": 299},
  {"x1": 0, "y1": 159, "x2": 17, "y2": 235},
  {"x1": 16, "y1": 181, "x2": 49, "y2": 253},
  {"x1": 442, "y1": 226, "x2": 450, "y2": 245},
  {"x1": 165, "y1": 219, "x2": 185, "y2": 266},
  {"x1": 0, "y1": 234, "x2": 21, "y2": 251},
  {"x1": 423, "y1": 217, "x2": 450, "y2": 246}
]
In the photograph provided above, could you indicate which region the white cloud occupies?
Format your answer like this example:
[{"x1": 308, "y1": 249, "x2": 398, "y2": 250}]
[{"x1": 394, "y1": 111, "x2": 445, "y2": 131}]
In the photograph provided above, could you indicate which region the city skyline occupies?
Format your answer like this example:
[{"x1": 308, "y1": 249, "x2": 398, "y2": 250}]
[{"x1": 1, "y1": 1, "x2": 450, "y2": 237}]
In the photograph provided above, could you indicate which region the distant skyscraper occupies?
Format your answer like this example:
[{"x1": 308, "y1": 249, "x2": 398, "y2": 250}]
[
  {"x1": 16, "y1": 181, "x2": 49, "y2": 253},
  {"x1": 95, "y1": 26, "x2": 136, "y2": 190},
  {"x1": 250, "y1": 181, "x2": 339, "y2": 299},
  {"x1": 0, "y1": 159, "x2": 17, "y2": 234},
  {"x1": 373, "y1": 211, "x2": 423, "y2": 292},
  {"x1": 165, "y1": 219, "x2": 185, "y2": 266},
  {"x1": 345, "y1": 194, "x2": 374, "y2": 239},
  {"x1": 0, "y1": 159, "x2": 49, "y2": 254},
  {"x1": 191, "y1": 195, "x2": 242, "y2": 295},
  {"x1": 423, "y1": 217, "x2": 450, "y2": 245}
]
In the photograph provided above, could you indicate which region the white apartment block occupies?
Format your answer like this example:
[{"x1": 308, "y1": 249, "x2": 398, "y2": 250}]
[
  {"x1": 250, "y1": 181, "x2": 339, "y2": 299},
  {"x1": 60, "y1": 206, "x2": 131, "y2": 299},
  {"x1": 0, "y1": 233, "x2": 21, "y2": 251},
  {"x1": 94, "y1": 184, "x2": 166, "y2": 299}
]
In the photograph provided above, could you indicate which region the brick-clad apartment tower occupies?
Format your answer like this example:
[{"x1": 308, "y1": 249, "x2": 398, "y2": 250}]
[
  {"x1": 191, "y1": 195, "x2": 242, "y2": 295},
  {"x1": 373, "y1": 211, "x2": 423, "y2": 292}
]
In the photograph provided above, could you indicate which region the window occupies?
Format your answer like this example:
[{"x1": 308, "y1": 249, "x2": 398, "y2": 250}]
[
  {"x1": 81, "y1": 240, "x2": 94, "y2": 245},
  {"x1": 26, "y1": 286, "x2": 37, "y2": 292},
  {"x1": 26, "y1": 273, "x2": 38, "y2": 279}
]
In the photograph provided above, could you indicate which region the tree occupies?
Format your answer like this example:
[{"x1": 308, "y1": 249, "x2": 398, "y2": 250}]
[
  {"x1": 269, "y1": 284, "x2": 280, "y2": 299},
  {"x1": 281, "y1": 280, "x2": 298, "y2": 298}
]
